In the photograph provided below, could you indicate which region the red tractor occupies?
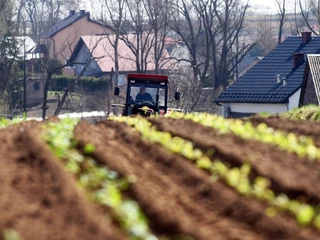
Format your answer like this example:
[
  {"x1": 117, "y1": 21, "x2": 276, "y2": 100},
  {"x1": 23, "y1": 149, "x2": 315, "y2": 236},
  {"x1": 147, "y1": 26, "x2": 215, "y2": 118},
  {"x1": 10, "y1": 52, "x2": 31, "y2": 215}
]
[{"x1": 113, "y1": 73, "x2": 180, "y2": 116}]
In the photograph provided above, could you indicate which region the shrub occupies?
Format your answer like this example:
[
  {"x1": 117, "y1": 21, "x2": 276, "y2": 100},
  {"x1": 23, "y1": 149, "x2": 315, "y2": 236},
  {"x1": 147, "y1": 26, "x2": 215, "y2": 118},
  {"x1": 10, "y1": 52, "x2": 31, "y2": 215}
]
[{"x1": 50, "y1": 75, "x2": 111, "y2": 92}]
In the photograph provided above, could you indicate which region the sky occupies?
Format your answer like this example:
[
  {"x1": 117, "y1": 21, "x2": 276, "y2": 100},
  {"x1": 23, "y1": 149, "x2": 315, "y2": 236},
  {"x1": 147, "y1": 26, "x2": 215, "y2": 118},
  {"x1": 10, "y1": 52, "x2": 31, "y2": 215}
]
[
  {"x1": 84, "y1": 0, "x2": 298, "y2": 19},
  {"x1": 249, "y1": 0, "x2": 296, "y2": 14}
]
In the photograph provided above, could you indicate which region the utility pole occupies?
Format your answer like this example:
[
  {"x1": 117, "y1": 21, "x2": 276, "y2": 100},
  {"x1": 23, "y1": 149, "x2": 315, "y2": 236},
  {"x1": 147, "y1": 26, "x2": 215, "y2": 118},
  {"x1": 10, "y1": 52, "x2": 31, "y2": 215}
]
[{"x1": 23, "y1": 22, "x2": 27, "y2": 116}]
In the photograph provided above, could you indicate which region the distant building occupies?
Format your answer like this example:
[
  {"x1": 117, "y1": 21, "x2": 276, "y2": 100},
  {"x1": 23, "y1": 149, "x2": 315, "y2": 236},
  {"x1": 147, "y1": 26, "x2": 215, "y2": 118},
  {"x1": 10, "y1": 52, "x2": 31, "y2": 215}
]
[
  {"x1": 70, "y1": 34, "x2": 174, "y2": 85},
  {"x1": 33, "y1": 10, "x2": 113, "y2": 75},
  {"x1": 4, "y1": 36, "x2": 38, "y2": 60}
]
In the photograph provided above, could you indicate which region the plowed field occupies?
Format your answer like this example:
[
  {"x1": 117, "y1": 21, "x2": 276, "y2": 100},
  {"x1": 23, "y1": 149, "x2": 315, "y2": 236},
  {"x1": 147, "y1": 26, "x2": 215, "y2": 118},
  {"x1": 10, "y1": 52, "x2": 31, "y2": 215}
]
[{"x1": 1, "y1": 115, "x2": 320, "y2": 240}]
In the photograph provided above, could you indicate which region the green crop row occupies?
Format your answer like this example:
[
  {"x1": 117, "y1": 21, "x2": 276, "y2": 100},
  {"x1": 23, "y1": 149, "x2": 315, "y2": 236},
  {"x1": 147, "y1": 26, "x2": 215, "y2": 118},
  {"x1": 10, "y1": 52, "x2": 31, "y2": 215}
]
[
  {"x1": 280, "y1": 105, "x2": 320, "y2": 121},
  {"x1": 41, "y1": 118, "x2": 157, "y2": 240},
  {"x1": 0, "y1": 116, "x2": 26, "y2": 128},
  {"x1": 166, "y1": 112, "x2": 320, "y2": 161},
  {"x1": 111, "y1": 115, "x2": 320, "y2": 229}
]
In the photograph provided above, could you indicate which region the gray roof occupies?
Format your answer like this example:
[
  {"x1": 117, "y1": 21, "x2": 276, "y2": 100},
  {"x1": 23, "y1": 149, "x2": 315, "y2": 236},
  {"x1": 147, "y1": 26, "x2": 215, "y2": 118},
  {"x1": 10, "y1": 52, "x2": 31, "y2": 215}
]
[
  {"x1": 41, "y1": 11, "x2": 105, "y2": 37},
  {"x1": 216, "y1": 36, "x2": 320, "y2": 104}
]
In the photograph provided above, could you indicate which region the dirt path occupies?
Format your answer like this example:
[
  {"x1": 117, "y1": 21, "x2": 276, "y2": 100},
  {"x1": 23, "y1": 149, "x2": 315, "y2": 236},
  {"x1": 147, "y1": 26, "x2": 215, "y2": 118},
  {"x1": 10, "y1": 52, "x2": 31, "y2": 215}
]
[
  {"x1": 74, "y1": 120, "x2": 319, "y2": 240},
  {"x1": 149, "y1": 117, "x2": 320, "y2": 206},
  {"x1": 0, "y1": 123, "x2": 124, "y2": 240},
  {"x1": 249, "y1": 116, "x2": 320, "y2": 147}
]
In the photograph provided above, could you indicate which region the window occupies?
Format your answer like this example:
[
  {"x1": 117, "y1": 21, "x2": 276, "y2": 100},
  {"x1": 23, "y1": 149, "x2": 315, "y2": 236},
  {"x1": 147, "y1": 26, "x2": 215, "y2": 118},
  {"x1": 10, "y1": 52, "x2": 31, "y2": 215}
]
[
  {"x1": 65, "y1": 58, "x2": 74, "y2": 68},
  {"x1": 130, "y1": 84, "x2": 166, "y2": 107},
  {"x1": 33, "y1": 81, "x2": 40, "y2": 91}
]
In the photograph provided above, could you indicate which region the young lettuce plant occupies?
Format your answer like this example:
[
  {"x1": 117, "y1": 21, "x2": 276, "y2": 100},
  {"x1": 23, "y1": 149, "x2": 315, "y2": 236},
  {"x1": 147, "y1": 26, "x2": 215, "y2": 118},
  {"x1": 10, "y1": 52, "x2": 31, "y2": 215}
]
[
  {"x1": 42, "y1": 118, "x2": 157, "y2": 240},
  {"x1": 111, "y1": 115, "x2": 320, "y2": 229},
  {"x1": 167, "y1": 112, "x2": 320, "y2": 161}
]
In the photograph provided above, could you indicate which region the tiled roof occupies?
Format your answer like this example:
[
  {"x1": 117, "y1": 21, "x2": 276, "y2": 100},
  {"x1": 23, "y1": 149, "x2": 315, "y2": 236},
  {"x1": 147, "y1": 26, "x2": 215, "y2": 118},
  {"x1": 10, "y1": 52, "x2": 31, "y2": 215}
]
[
  {"x1": 73, "y1": 34, "x2": 174, "y2": 73},
  {"x1": 216, "y1": 36, "x2": 320, "y2": 103},
  {"x1": 41, "y1": 11, "x2": 104, "y2": 37}
]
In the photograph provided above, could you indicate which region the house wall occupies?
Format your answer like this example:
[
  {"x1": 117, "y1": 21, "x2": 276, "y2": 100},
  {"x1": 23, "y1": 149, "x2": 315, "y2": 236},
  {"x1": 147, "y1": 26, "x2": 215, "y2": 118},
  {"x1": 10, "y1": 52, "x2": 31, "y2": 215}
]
[
  {"x1": 224, "y1": 103, "x2": 288, "y2": 115},
  {"x1": 300, "y1": 73, "x2": 319, "y2": 105},
  {"x1": 288, "y1": 89, "x2": 301, "y2": 110},
  {"x1": 41, "y1": 16, "x2": 112, "y2": 75},
  {"x1": 74, "y1": 45, "x2": 101, "y2": 76},
  {"x1": 26, "y1": 78, "x2": 44, "y2": 106},
  {"x1": 221, "y1": 89, "x2": 301, "y2": 116}
]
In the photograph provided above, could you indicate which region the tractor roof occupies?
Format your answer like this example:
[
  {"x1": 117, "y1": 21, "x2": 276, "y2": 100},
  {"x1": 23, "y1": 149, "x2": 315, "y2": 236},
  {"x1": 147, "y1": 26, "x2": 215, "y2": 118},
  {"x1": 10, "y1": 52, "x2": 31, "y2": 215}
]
[{"x1": 127, "y1": 74, "x2": 168, "y2": 83}]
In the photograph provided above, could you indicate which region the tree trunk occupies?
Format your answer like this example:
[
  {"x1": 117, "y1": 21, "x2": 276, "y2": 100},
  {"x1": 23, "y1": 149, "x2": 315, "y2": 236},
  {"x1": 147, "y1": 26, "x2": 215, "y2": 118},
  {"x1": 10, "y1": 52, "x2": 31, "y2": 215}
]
[
  {"x1": 54, "y1": 88, "x2": 69, "y2": 116},
  {"x1": 42, "y1": 73, "x2": 51, "y2": 119}
]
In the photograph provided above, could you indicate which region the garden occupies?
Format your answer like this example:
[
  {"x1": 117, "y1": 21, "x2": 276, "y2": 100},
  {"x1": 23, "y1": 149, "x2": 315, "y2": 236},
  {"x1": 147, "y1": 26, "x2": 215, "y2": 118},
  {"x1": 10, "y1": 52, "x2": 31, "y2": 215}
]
[{"x1": 1, "y1": 106, "x2": 320, "y2": 240}]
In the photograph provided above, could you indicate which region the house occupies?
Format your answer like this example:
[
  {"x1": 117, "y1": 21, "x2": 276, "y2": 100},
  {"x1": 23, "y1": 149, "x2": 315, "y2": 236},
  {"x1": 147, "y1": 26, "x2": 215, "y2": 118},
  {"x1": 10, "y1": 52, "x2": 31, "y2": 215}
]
[
  {"x1": 164, "y1": 38, "x2": 190, "y2": 68},
  {"x1": 38, "y1": 10, "x2": 113, "y2": 75},
  {"x1": 14, "y1": 78, "x2": 44, "y2": 106},
  {"x1": 236, "y1": 56, "x2": 263, "y2": 79},
  {"x1": 215, "y1": 32, "x2": 320, "y2": 118},
  {"x1": 25, "y1": 78, "x2": 44, "y2": 106},
  {"x1": 3, "y1": 36, "x2": 38, "y2": 60},
  {"x1": 300, "y1": 54, "x2": 320, "y2": 105},
  {"x1": 70, "y1": 34, "x2": 174, "y2": 85},
  {"x1": 13, "y1": 36, "x2": 39, "y2": 60}
]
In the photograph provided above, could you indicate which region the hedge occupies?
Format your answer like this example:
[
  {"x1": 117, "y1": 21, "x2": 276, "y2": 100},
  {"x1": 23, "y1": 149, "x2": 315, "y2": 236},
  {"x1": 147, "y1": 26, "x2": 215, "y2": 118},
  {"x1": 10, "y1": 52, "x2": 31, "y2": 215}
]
[{"x1": 50, "y1": 75, "x2": 112, "y2": 92}]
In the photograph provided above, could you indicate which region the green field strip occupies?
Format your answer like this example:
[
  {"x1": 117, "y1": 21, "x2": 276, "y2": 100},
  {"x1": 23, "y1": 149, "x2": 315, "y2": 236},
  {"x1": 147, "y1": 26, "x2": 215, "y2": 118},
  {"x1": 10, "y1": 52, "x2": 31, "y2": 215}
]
[
  {"x1": 280, "y1": 105, "x2": 320, "y2": 121},
  {"x1": 166, "y1": 112, "x2": 320, "y2": 161},
  {"x1": 111, "y1": 115, "x2": 320, "y2": 229},
  {"x1": 41, "y1": 118, "x2": 158, "y2": 240},
  {"x1": 0, "y1": 117, "x2": 26, "y2": 128}
]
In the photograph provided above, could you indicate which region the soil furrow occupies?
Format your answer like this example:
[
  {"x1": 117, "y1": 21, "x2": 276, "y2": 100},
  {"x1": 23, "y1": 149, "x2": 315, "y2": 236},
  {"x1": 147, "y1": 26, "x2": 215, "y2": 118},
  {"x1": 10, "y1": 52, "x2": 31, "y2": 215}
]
[
  {"x1": 149, "y1": 117, "x2": 320, "y2": 206},
  {"x1": 249, "y1": 116, "x2": 320, "y2": 147},
  {"x1": 74, "y1": 120, "x2": 319, "y2": 240},
  {"x1": 0, "y1": 123, "x2": 124, "y2": 240}
]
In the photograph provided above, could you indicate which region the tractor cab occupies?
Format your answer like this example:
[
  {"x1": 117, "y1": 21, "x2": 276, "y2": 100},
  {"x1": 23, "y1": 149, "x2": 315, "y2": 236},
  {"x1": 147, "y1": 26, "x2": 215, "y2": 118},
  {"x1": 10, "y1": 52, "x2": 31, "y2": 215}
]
[{"x1": 114, "y1": 74, "x2": 180, "y2": 116}]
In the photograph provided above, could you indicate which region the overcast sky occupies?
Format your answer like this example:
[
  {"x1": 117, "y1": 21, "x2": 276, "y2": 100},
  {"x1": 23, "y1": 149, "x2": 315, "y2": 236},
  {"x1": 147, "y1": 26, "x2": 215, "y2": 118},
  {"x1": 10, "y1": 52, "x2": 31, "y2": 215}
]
[{"x1": 249, "y1": 0, "x2": 296, "y2": 14}]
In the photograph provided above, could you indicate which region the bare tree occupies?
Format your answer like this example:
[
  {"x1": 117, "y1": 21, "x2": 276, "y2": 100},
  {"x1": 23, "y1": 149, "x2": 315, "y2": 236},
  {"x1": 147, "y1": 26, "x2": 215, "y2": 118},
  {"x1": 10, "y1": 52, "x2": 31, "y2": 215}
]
[
  {"x1": 212, "y1": 0, "x2": 253, "y2": 93},
  {"x1": 16, "y1": 0, "x2": 79, "y2": 41},
  {"x1": 292, "y1": 0, "x2": 306, "y2": 34},
  {"x1": 274, "y1": 0, "x2": 288, "y2": 44},
  {"x1": 169, "y1": 0, "x2": 208, "y2": 111},
  {"x1": 103, "y1": 0, "x2": 125, "y2": 86},
  {"x1": 39, "y1": 35, "x2": 107, "y2": 119},
  {"x1": 168, "y1": 0, "x2": 253, "y2": 109},
  {"x1": 299, "y1": 0, "x2": 320, "y2": 35},
  {"x1": 254, "y1": 15, "x2": 277, "y2": 55},
  {"x1": 117, "y1": 0, "x2": 155, "y2": 73},
  {"x1": 143, "y1": 0, "x2": 171, "y2": 73}
]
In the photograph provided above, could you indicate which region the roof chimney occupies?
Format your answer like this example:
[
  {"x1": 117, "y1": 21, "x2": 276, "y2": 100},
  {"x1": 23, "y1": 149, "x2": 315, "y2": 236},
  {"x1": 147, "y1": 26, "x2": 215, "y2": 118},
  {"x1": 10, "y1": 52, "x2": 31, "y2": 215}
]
[
  {"x1": 276, "y1": 74, "x2": 281, "y2": 83},
  {"x1": 80, "y1": 10, "x2": 85, "y2": 15},
  {"x1": 69, "y1": 10, "x2": 75, "y2": 16},
  {"x1": 301, "y1": 32, "x2": 312, "y2": 44},
  {"x1": 293, "y1": 53, "x2": 304, "y2": 68},
  {"x1": 282, "y1": 77, "x2": 286, "y2": 86}
]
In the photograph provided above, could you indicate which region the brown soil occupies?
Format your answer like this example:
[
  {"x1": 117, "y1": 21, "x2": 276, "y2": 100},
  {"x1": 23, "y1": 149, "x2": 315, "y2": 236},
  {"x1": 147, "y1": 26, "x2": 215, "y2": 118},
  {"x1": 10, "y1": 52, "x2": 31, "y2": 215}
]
[
  {"x1": 1, "y1": 116, "x2": 320, "y2": 240},
  {"x1": 149, "y1": 118, "x2": 320, "y2": 205},
  {"x1": 74, "y1": 120, "x2": 319, "y2": 240},
  {"x1": 0, "y1": 122, "x2": 124, "y2": 240}
]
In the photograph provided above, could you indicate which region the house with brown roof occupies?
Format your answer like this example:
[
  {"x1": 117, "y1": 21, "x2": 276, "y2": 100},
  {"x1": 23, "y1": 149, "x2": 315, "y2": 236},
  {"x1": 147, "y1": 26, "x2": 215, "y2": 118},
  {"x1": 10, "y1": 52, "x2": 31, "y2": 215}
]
[
  {"x1": 39, "y1": 10, "x2": 113, "y2": 75},
  {"x1": 69, "y1": 34, "x2": 174, "y2": 85}
]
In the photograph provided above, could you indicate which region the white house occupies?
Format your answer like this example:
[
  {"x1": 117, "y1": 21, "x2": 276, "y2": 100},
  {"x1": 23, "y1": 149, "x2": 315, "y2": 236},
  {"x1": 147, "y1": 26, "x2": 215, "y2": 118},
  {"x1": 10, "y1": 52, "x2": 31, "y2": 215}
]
[{"x1": 215, "y1": 32, "x2": 320, "y2": 118}]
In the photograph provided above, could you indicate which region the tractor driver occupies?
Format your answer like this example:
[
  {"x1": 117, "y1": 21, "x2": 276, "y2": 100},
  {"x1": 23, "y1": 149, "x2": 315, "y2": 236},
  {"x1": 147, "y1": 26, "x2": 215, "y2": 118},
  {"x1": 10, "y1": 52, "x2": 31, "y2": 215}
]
[{"x1": 135, "y1": 87, "x2": 155, "y2": 105}]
